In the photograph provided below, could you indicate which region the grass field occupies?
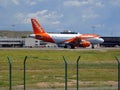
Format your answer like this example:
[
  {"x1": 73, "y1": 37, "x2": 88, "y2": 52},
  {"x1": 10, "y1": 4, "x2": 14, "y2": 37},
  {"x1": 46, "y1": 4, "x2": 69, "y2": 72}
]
[{"x1": 0, "y1": 48, "x2": 120, "y2": 89}]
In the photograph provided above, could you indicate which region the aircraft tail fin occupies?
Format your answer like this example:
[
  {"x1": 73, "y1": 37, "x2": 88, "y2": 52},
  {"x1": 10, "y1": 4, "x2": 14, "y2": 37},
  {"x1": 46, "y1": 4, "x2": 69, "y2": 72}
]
[{"x1": 31, "y1": 18, "x2": 46, "y2": 34}]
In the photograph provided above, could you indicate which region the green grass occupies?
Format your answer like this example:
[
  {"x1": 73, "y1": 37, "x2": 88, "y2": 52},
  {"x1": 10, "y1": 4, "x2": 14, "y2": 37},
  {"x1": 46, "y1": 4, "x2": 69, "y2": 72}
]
[{"x1": 0, "y1": 49, "x2": 120, "y2": 89}]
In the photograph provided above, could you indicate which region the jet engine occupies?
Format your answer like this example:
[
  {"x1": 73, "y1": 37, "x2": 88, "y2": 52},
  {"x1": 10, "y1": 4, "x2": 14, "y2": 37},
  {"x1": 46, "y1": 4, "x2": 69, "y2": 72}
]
[{"x1": 80, "y1": 41, "x2": 91, "y2": 47}]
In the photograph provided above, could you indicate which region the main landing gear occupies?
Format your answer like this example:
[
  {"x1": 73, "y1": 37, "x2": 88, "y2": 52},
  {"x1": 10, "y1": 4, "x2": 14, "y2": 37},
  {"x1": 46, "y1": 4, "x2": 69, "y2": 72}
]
[{"x1": 64, "y1": 45, "x2": 75, "y2": 49}]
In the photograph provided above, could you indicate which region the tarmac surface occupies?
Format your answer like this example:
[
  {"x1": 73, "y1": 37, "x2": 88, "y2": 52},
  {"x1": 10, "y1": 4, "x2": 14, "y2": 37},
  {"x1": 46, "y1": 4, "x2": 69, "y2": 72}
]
[{"x1": 0, "y1": 47, "x2": 120, "y2": 51}]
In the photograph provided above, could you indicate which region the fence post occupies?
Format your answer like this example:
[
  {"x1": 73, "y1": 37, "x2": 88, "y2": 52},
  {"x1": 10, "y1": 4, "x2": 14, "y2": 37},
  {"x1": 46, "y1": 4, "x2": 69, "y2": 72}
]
[
  {"x1": 76, "y1": 56, "x2": 80, "y2": 90},
  {"x1": 24, "y1": 56, "x2": 28, "y2": 90},
  {"x1": 63, "y1": 56, "x2": 68, "y2": 90},
  {"x1": 115, "y1": 56, "x2": 120, "y2": 90},
  {"x1": 7, "y1": 57, "x2": 12, "y2": 90}
]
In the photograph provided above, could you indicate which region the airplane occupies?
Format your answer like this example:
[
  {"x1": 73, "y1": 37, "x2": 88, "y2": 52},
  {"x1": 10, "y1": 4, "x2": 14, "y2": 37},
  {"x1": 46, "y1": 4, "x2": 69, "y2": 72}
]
[{"x1": 30, "y1": 18, "x2": 104, "y2": 49}]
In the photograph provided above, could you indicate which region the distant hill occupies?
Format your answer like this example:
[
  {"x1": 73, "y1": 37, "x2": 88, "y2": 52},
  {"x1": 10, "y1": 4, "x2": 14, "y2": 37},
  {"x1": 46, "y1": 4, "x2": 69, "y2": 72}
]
[{"x1": 0, "y1": 30, "x2": 32, "y2": 38}]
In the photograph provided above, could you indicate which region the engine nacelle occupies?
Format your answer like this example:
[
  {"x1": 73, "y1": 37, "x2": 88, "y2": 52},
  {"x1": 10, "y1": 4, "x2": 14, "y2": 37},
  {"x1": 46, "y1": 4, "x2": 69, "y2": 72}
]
[{"x1": 81, "y1": 41, "x2": 91, "y2": 47}]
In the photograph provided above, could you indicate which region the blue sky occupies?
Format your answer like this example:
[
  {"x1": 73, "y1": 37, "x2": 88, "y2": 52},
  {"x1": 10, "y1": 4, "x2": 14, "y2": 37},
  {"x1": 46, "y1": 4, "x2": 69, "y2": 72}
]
[{"x1": 0, "y1": 0, "x2": 120, "y2": 36}]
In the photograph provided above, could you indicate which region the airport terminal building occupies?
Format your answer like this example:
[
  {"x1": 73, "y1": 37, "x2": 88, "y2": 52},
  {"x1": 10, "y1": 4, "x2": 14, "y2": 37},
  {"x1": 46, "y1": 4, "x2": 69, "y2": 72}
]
[
  {"x1": 0, "y1": 38, "x2": 24, "y2": 47},
  {"x1": 0, "y1": 38, "x2": 56, "y2": 48},
  {"x1": 100, "y1": 37, "x2": 120, "y2": 47},
  {"x1": 0, "y1": 37, "x2": 120, "y2": 48}
]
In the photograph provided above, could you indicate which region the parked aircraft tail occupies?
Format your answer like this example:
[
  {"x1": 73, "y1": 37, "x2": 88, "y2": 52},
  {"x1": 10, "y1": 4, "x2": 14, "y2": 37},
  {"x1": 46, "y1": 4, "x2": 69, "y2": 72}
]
[{"x1": 31, "y1": 18, "x2": 46, "y2": 34}]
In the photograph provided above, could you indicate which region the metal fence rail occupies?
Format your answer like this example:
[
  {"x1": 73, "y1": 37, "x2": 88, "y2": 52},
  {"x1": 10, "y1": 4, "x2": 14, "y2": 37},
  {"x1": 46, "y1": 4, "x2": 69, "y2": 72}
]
[
  {"x1": 115, "y1": 56, "x2": 120, "y2": 90},
  {"x1": 0, "y1": 56, "x2": 119, "y2": 90}
]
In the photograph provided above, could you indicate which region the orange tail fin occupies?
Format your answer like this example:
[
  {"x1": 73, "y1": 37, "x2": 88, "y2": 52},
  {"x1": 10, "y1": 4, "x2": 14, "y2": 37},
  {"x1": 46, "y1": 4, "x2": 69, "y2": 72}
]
[{"x1": 31, "y1": 18, "x2": 46, "y2": 34}]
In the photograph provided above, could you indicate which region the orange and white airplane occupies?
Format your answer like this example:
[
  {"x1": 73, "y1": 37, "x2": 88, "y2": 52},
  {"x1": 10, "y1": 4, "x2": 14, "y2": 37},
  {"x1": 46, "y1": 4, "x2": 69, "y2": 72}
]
[{"x1": 30, "y1": 18, "x2": 104, "y2": 49}]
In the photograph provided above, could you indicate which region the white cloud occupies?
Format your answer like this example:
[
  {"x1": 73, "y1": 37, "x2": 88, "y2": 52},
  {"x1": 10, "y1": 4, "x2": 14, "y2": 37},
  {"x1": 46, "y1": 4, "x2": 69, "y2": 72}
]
[
  {"x1": 63, "y1": 0, "x2": 104, "y2": 8},
  {"x1": 87, "y1": 0, "x2": 104, "y2": 7},
  {"x1": 0, "y1": 1, "x2": 10, "y2": 7},
  {"x1": 51, "y1": 21, "x2": 60, "y2": 25},
  {"x1": 0, "y1": 0, "x2": 43, "y2": 7},
  {"x1": 29, "y1": 1, "x2": 37, "y2": 6},
  {"x1": 109, "y1": 0, "x2": 120, "y2": 7},
  {"x1": 81, "y1": 7, "x2": 99, "y2": 22},
  {"x1": 25, "y1": 0, "x2": 44, "y2": 6},
  {"x1": 95, "y1": 1, "x2": 104, "y2": 7},
  {"x1": 14, "y1": 10, "x2": 63, "y2": 26},
  {"x1": 63, "y1": 0, "x2": 83, "y2": 7},
  {"x1": 15, "y1": 13, "x2": 27, "y2": 23},
  {"x1": 82, "y1": 14, "x2": 99, "y2": 20},
  {"x1": 12, "y1": 0, "x2": 20, "y2": 5},
  {"x1": 0, "y1": 0, "x2": 19, "y2": 7},
  {"x1": 92, "y1": 24, "x2": 104, "y2": 29}
]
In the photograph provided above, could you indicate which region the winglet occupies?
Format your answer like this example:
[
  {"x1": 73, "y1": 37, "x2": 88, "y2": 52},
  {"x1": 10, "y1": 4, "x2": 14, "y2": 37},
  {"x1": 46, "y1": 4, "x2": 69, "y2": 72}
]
[{"x1": 31, "y1": 18, "x2": 46, "y2": 34}]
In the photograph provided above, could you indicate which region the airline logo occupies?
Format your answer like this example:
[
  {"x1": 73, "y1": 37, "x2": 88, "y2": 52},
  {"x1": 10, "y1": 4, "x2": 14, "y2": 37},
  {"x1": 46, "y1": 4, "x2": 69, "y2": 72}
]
[{"x1": 32, "y1": 19, "x2": 43, "y2": 32}]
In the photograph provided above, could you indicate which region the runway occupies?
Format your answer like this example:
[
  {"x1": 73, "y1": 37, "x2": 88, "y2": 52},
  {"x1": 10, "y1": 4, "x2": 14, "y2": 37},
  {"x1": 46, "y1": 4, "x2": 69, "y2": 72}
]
[{"x1": 0, "y1": 47, "x2": 119, "y2": 51}]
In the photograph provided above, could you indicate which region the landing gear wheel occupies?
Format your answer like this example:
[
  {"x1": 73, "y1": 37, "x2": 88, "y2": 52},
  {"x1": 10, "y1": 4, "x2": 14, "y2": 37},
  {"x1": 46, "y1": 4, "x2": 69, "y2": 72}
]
[
  {"x1": 64, "y1": 46, "x2": 67, "y2": 48},
  {"x1": 71, "y1": 45, "x2": 75, "y2": 49},
  {"x1": 92, "y1": 44, "x2": 94, "y2": 49}
]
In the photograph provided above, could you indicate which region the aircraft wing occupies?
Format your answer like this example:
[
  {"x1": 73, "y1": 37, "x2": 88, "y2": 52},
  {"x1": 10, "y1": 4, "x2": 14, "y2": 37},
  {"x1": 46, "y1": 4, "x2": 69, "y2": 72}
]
[
  {"x1": 64, "y1": 37, "x2": 81, "y2": 46},
  {"x1": 63, "y1": 36, "x2": 91, "y2": 48}
]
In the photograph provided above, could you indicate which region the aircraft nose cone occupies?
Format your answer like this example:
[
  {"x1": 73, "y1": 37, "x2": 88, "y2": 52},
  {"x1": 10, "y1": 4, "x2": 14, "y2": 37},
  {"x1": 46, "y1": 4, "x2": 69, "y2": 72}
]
[{"x1": 99, "y1": 38, "x2": 104, "y2": 43}]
